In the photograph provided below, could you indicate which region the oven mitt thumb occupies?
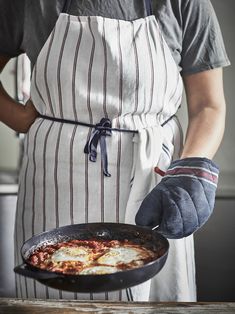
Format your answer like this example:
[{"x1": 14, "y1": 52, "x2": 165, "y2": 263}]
[{"x1": 135, "y1": 157, "x2": 219, "y2": 239}]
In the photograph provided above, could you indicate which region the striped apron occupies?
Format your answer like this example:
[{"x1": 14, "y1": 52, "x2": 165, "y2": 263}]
[{"x1": 14, "y1": 3, "x2": 196, "y2": 301}]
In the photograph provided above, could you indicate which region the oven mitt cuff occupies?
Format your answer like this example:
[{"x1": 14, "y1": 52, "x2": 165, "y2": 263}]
[{"x1": 135, "y1": 157, "x2": 219, "y2": 239}]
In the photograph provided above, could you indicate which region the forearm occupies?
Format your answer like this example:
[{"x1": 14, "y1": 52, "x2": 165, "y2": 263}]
[
  {"x1": 181, "y1": 105, "x2": 225, "y2": 159},
  {"x1": 0, "y1": 55, "x2": 39, "y2": 133},
  {"x1": 0, "y1": 81, "x2": 29, "y2": 133},
  {"x1": 181, "y1": 68, "x2": 226, "y2": 160}
]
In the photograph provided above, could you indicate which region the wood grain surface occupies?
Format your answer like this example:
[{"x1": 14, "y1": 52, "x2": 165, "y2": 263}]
[{"x1": 1, "y1": 299, "x2": 235, "y2": 314}]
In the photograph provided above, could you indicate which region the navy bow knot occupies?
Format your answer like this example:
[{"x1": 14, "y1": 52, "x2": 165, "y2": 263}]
[{"x1": 84, "y1": 118, "x2": 112, "y2": 177}]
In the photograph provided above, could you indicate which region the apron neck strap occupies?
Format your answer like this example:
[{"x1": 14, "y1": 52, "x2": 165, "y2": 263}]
[
  {"x1": 145, "y1": 0, "x2": 153, "y2": 16},
  {"x1": 62, "y1": 0, "x2": 152, "y2": 16}
]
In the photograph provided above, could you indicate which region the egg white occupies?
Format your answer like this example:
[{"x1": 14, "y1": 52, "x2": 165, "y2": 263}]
[
  {"x1": 97, "y1": 246, "x2": 148, "y2": 266},
  {"x1": 51, "y1": 246, "x2": 91, "y2": 263},
  {"x1": 80, "y1": 265, "x2": 119, "y2": 275}
]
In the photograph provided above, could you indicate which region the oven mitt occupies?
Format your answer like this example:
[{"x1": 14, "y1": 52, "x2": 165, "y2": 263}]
[{"x1": 135, "y1": 157, "x2": 219, "y2": 239}]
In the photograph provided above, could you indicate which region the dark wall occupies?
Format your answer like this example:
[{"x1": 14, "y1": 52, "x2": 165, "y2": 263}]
[{"x1": 194, "y1": 199, "x2": 235, "y2": 301}]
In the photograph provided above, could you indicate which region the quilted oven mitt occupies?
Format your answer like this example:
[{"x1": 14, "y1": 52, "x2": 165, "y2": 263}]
[{"x1": 135, "y1": 157, "x2": 219, "y2": 239}]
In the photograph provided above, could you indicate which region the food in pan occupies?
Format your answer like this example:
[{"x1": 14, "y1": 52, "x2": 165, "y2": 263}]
[{"x1": 27, "y1": 239, "x2": 157, "y2": 275}]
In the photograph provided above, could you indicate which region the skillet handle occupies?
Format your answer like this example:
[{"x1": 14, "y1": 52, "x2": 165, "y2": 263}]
[{"x1": 14, "y1": 264, "x2": 61, "y2": 280}]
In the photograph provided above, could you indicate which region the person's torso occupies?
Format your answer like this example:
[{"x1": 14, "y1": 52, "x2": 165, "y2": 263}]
[
  {"x1": 22, "y1": 0, "x2": 184, "y2": 70},
  {"x1": 31, "y1": 11, "x2": 183, "y2": 128}
]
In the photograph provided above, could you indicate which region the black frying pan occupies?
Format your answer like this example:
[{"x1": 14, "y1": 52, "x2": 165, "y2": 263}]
[{"x1": 14, "y1": 223, "x2": 169, "y2": 293}]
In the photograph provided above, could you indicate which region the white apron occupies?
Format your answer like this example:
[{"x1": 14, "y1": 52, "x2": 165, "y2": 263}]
[{"x1": 14, "y1": 9, "x2": 196, "y2": 301}]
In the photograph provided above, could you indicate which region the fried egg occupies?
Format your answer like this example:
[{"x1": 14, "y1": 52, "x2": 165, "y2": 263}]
[
  {"x1": 51, "y1": 247, "x2": 91, "y2": 263},
  {"x1": 97, "y1": 246, "x2": 150, "y2": 266},
  {"x1": 80, "y1": 266, "x2": 119, "y2": 275}
]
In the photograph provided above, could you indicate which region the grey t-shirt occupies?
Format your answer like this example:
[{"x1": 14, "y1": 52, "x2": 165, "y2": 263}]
[{"x1": 0, "y1": 0, "x2": 230, "y2": 75}]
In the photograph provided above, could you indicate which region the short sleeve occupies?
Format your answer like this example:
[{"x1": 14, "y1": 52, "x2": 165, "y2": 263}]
[
  {"x1": 0, "y1": 0, "x2": 25, "y2": 57},
  {"x1": 181, "y1": 0, "x2": 230, "y2": 75}
]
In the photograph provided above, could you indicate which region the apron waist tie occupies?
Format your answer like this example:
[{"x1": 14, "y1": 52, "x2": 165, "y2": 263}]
[
  {"x1": 39, "y1": 114, "x2": 174, "y2": 177},
  {"x1": 39, "y1": 115, "x2": 137, "y2": 177},
  {"x1": 82, "y1": 117, "x2": 137, "y2": 177}
]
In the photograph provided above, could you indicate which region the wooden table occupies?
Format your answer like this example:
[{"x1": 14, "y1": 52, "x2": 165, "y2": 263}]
[{"x1": 1, "y1": 299, "x2": 235, "y2": 314}]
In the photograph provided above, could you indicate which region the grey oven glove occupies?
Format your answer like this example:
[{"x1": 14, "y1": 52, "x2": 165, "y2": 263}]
[{"x1": 135, "y1": 157, "x2": 219, "y2": 239}]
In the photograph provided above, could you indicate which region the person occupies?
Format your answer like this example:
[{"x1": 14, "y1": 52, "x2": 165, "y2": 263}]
[{"x1": 0, "y1": 0, "x2": 230, "y2": 302}]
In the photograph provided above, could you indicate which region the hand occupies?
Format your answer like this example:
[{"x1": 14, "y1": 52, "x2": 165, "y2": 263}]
[
  {"x1": 21, "y1": 98, "x2": 39, "y2": 133},
  {"x1": 135, "y1": 157, "x2": 219, "y2": 239}
]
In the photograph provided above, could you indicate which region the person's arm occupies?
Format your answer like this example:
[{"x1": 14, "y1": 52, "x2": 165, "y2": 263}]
[
  {"x1": 181, "y1": 67, "x2": 226, "y2": 159},
  {"x1": 135, "y1": 68, "x2": 226, "y2": 238},
  {"x1": 0, "y1": 55, "x2": 38, "y2": 133}
]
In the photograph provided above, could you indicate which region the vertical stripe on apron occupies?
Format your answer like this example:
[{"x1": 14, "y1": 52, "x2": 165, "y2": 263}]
[
  {"x1": 115, "y1": 20, "x2": 123, "y2": 223},
  {"x1": 57, "y1": 15, "x2": 71, "y2": 119},
  {"x1": 102, "y1": 18, "x2": 108, "y2": 118},
  {"x1": 32, "y1": 119, "x2": 44, "y2": 235},
  {"x1": 43, "y1": 121, "x2": 54, "y2": 232},
  {"x1": 54, "y1": 124, "x2": 63, "y2": 228},
  {"x1": 44, "y1": 28, "x2": 56, "y2": 117},
  {"x1": 21, "y1": 135, "x2": 30, "y2": 244},
  {"x1": 131, "y1": 21, "x2": 140, "y2": 115},
  {"x1": 69, "y1": 125, "x2": 77, "y2": 225},
  {"x1": 33, "y1": 62, "x2": 45, "y2": 105},
  {"x1": 72, "y1": 19, "x2": 83, "y2": 121},
  {"x1": 144, "y1": 21, "x2": 154, "y2": 114}
]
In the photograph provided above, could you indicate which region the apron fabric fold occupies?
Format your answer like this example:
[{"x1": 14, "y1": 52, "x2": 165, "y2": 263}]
[
  {"x1": 125, "y1": 124, "x2": 164, "y2": 224},
  {"x1": 14, "y1": 11, "x2": 196, "y2": 301}
]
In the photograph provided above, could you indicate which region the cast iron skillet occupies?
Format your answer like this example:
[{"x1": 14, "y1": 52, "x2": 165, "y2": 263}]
[{"x1": 14, "y1": 223, "x2": 169, "y2": 293}]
